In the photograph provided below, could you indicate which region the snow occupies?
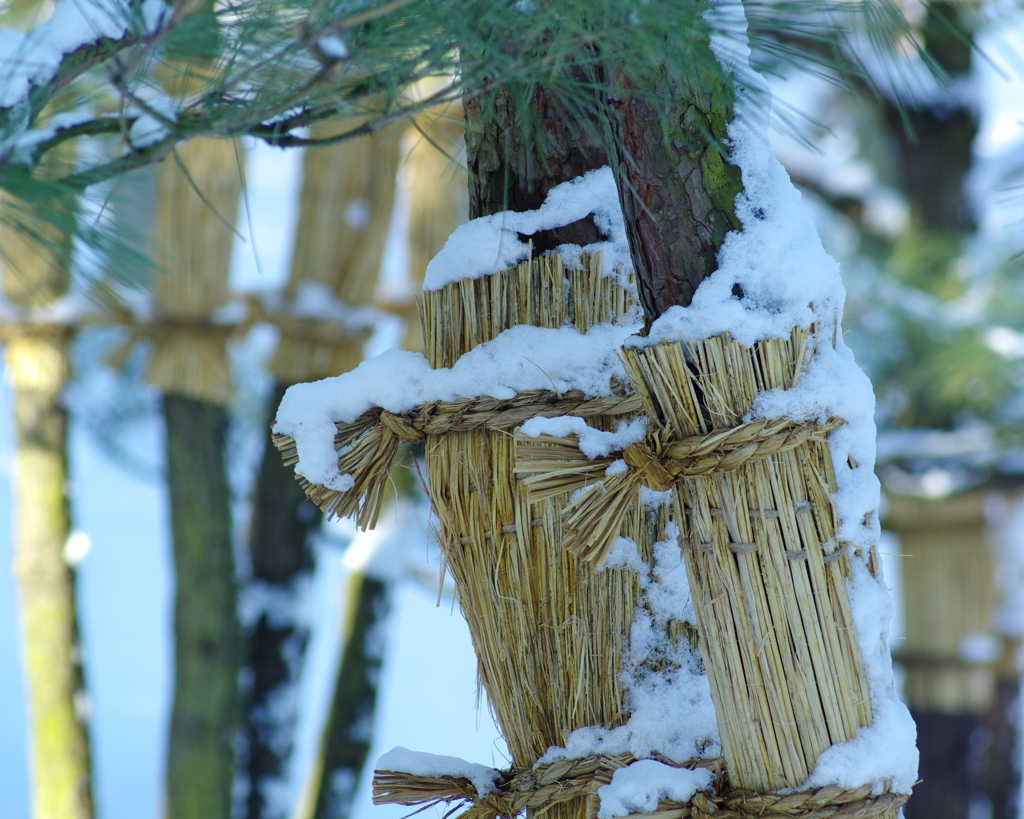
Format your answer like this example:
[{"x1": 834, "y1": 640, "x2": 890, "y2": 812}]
[
  {"x1": 274, "y1": 321, "x2": 638, "y2": 488},
  {"x1": 541, "y1": 525, "x2": 719, "y2": 780},
  {"x1": 519, "y1": 416, "x2": 647, "y2": 460},
  {"x1": 63, "y1": 530, "x2": 92, "y2": 566},
  {"x1": 128, "y1": 96, "x2": 177, "y2": 148},
  {"x1": 423, "y1": 167, "x2": 631, "y2": 290},
  {"x1": 317, "y1": 35, "x2": 349, "y2": 60},
  {"x1": 0, "y1": 0, "x2": 170, "y2": 110},
  {"x1": 3, "y1": 110, "x2": 93, "y2": 165},
  {"x1": 597, "y1": 760, "x2": 713, "y2": 819},
  {"x1": 801, "y1": 561, "x2": 918, "y2": 794},
  {"x1": 375, "y1": 747, "x2": 502, "y2": 797}
]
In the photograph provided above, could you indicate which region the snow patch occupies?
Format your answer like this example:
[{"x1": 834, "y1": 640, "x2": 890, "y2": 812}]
[
  {"x1": 274, "y1": 321, "x2": 637, "y2": 487},
  {"x1": 0, "y1": 0, "x2": 170, "y2": 110},
  {"x1": 598, "y1": 760, "x2": 713, "y2": 819},
  {"x1": 424, "y1": 167, "x2": 631, "y2": 289},
  {"x1": 376, "y1": 747, "x2": 502, "y2": 797},
  {"x1": 541, "y1": 525, "x2": 718, "y2": 768},
  {"x1": 128, "y1": 96, "x2": 177, "y2": 148},
  {"x1": 519, "y1": 416, "x2": 647, "y2": 460}
]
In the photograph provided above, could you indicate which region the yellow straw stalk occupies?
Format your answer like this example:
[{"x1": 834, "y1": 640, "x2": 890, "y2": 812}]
[
  {"x1": 884, "y1": 492, "x2": 996, "y2": 713},
  {"x1": 149, "y1": 137, "x2": 241, "y2": 404}
]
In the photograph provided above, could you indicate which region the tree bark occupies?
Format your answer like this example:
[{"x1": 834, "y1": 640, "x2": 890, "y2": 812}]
[
  {"x1": 465, "y1": 81, "x2": 607, "y2": 245},
  {"x1": 241, "y1": 383, "x2": 320, "y2": 819},
  {"x1": 3, "y1": 175, "x2": 94, "y2": 819},
  {"x1": 9, "y1": 332, "x2": 95, "y2": 819},
  {"x1": 164, "y1": 395, "x2": 240, "y2": 819},
  {"x1": 605, "y1": 54, "x2": 743, "y2": 322},
  {"x1": 301, "y1": 574, "x2": 391, "y2": 819}
]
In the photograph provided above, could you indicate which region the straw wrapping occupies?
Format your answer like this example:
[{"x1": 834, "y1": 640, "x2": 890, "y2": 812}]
[
  {"x1": 271, "y1": 387, "x2": 643, "y2": 526},
  {"x1": 273, "y1": 389, "x2": 838, "y2": 535},
  {"x1": 513, "y1": 415, "x2": 844, "y2": 565},
  {"x1": 372, "y1": 758, "x2": 907, "y2": 819}
]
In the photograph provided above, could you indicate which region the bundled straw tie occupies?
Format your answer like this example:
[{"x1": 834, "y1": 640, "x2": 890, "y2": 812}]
[
  {"x1": 514, "y1": 415, "x2": 844, "y2": 565},
  {"x1": 689, "y1": 786, "x2": 908, "y2": 819},
  {"x1": 372, "y1": 756, "x2": 907, "y2": 819},
  {"x1": 272, "y1": 386, "x2": 644, "y2": 529},
  {"x1": 372, "y1": 754, "x2": 720, "y2": 819}
]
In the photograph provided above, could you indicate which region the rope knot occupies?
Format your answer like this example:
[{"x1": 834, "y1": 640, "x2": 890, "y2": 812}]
[
  {"x1": 379, "y1": 409, "x2": 426, "y2": 442},
  {"x1": 622, "y1": 441, "x2": 676, "y2": 491}
]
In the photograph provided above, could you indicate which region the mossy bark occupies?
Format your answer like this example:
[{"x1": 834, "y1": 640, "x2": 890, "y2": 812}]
[
  {"x1": 301, "y1": 574, "x2": 391, "y2": 819},
  {"x1": 9, "y1": 333, "x2": 95, "y2": 819},
  {"x1": 605, "y1": 54, "x2": 743, "y2": 322},
  {"x1": 3, "y1": 177, "x2": 94, "y2": 819},
  {"x1": 164, "y1": 395, "x2": 240, "y2": 819}
]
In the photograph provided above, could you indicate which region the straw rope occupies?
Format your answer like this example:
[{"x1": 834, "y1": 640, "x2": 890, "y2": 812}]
[
  {"x1": 372, "y1": 757, "x2": 907, "y2": 819},
  {"x1": 514, "y1": 416, "x2": 844, "y2": 564},
  {"x1": 271, "y1": 393, "x2": 839, "y2": 531}
]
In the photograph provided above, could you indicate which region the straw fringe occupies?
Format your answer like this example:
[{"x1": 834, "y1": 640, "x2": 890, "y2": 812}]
[
  {"x1": 371, "y1": 759, "x2": 906, "y2": 819},
  {"x1": 271, "y1": 386, "x2": 643, "y2": 525}
]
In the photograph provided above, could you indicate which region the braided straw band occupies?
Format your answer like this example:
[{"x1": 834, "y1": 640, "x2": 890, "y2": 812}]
[
  {"x1": 372, "y1": 756, "x2": 907, "y2": 819},
  {"x1": 513, "y1": 416, "x2": 844, "y2": 565},
  {"x1": 273, "y1": 386, "x2": 643, "y2": 529}
]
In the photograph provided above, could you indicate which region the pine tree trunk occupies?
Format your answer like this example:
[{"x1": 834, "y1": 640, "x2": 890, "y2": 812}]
[
  {"x1": 2, "y1": 186, "x2": 95, "y2": 819},
  {"x1": 164, "y1": 395, "x2": 240, "y2": 819},
  {"x1": 150, "y1": 136, "x2": 243, "y2": 819},
  {"x1": 604, "y1": 58, "x2": 743, "y2": 322},
  {"x1": 246, "y1": 124, "x2": 400, "y2": 818},
  {"x1": 465, "y1": 81, "x2": 608, "y2": 248},
  {"x1": 8, "y1": 333, "x2": 95, "y2": 819},
  {"x1": 300, "y1": 575, "x2": 391, "y2": 819}
]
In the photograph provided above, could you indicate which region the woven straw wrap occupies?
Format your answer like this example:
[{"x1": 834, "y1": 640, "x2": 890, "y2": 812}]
[
  {"x1": 148, "y1": 137, "x2": 241, "y2": 404},
  {"x1": 418, "y1": 254, "x2": 689, "y2": 819},
  {"x1": 884, "y1": 491, "x2": 997, "y2": 713},
  {"x1": 607, "y1": 333, "x2": 875, "y2": 792},
  {"x1": 402, "y1": 99, "x2": 468, "y2": 351},
  {"x1": 372, "y1": 753, "x2": 906, "y2": 819},
  {"x1": 268, "y1": 119, "x2": 400, "y2": 383},
  {"x1": 277, "y1": 254, "x2": 906, "y2": 817}
]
